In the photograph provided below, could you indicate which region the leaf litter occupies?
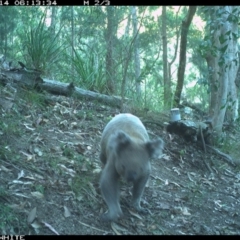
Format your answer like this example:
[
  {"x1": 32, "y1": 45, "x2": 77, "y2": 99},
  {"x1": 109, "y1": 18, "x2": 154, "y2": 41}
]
[{"x1": 0, "y1": 93, "x2": 240, "y2": 234}]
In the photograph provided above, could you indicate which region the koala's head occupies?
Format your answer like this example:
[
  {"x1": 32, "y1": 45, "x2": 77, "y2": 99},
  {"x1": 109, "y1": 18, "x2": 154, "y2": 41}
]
[{"x1": 107, "y1": 131, "x2": 164, "y2": 182}]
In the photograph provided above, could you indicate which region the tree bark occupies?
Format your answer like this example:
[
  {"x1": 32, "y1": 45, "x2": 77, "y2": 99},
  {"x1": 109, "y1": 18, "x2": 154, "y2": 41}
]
[
  {"x1": 225, "y1": 6, "x2": 239, "y2": 124},
  {"x1": 162, "y1": 6, "x2": 171, "y2": 109},
  {"x1": 0, "y1": 68, "x2": 125, "y2": 107},
  {"x1": 131, "y1": 6, "x2": 141, "y2": 100},
  {"x1": 173, "y1": 6, "x2": 197, "y2": 107},
  {"x1": 206, "y1": 6, "x2": 239, "y2": 135},
  {"x1": 105, "y1": 7, "x2": 115, "y2": 94}
]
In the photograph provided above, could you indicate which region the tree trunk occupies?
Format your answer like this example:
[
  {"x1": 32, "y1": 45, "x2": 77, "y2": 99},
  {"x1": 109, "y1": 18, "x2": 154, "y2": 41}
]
[
  {"x1": 131, "y1": 6, "x2": 141, "y2": 100},
  {"x1": 206, "y1": 6, "x2": 239, "y2": 135},
  {"x1": 71, "y1": 7, "x2": 75, "y2": 77},
  {"x1": 105, "y1": 6, "x2": 115, "y2": 94},
  {"x1": 225, "y1": 6, "x2": 239, "y2": 124},
  {"x1": 173, "y1": 6, "x2": 197, "y2": 107},
  {"x1": 162, "y1": 6, "x2": 171, "y2": 109},
  {"x1": 168, "y1": 6, "x2": 181, "y2": 87},
  {"x1": 120, "y1": 7, "x2": 132, "y2": 109}
]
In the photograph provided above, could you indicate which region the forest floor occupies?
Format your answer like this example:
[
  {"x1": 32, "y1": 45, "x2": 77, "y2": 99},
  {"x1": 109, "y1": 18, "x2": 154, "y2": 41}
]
[{"x1": 0, "y1": 88, "x2": 240, "y2": 235}]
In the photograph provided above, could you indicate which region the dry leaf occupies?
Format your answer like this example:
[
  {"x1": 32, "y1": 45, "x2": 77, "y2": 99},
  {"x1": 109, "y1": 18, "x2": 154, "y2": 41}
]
[
  {"x1": 17, "y1": 170, "x2": 25, "y2": 179},
  {"x1": 162, "y1": 154, "x2": 171, "y2": 161},
  {"x1": 182, "y1": 207, "x2": 191, "y2": 216},
  {"x1": 59, "y1": 120, "x2": 68, "y2": 127},
  {"x1": 87, "y1": 145, "x2": 91, "y2": 150},
  {"x1": 187, "y1": 173, "x2": 195, "y2": 182},
  {"x1": 165, "y1": 179, "x2": 169, "y2": 185},
  {"x1": 111, "y1": 222, "x2": 121, "y2": 235},
  {"x1": 111, "y1": 222, "x2": 128, "y2": 232},
  {"x1": 171, "y1": 181, "x2": 181, "y2": 187},
  {"x1": 128, "y1": 209, "x2": 143, "y2": 220},
  {"x1": 41, "y1": 221, "x2": 60, "y2": 235},
  {"x1": 93, "y1": 168, "x2": 101, "y2": 174},
  {"x1": 13, "y1": 193, "x2": 30, "y2": 198},
  {"x1": 31, "y1": 221, "x2": 41, "y2": 229},
  {"x1": 173, "y1": 167, "x2": 181, "y2": 175},
  {"x1": 63, "y1": 206, "x2": 71, "y2": 218},
  {"x1": 20, "y1": 151, "x2": 36, "y2": 161},
  {"x1": 74, "y1": 133, "x2": 84, "y2": 140},
  {"x1": 22, "y1": 123, "x2": 35, "y2": 131},
  {"x1": 31, "y1": 191, "x2": 44, "y2": 199},
  {"x1": 12, "y1": 180, "x2": 33, "y2": 186},
  {"x1": 1, "y1": 165, "x2": 11, "y2": 172},
  {"x1": 57, "y1": 164, "x2": 76, "y2": 177},
  {"x1": 28, "y1": 207, "x2": 37, "y2": 223}
]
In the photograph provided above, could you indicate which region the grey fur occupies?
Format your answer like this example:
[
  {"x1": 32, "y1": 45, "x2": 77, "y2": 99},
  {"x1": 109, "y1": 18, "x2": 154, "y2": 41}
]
[{"x1": 99, "y1": 114, "x2": 164, "y2": 222}]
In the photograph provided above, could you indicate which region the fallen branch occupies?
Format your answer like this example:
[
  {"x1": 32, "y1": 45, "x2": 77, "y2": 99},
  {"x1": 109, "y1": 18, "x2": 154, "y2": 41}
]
[
  {"x1": 206, "y1": 145, "x2": 236, "y2": 166},
  {"x1": 78, "y1": 220, "x2": 110, "y2": 234}
]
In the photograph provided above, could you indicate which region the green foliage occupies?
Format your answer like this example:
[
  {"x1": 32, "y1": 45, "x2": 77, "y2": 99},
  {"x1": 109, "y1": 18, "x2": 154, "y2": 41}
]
[
  {"x1": 71, "y1": 48, "x2": 106, "y2": 92},
  {"x1": 62, "y1": 146, "x2": 74, "y2": 159},
  {"x1": 0, "y1": 117, "x2": 21, "y2": 138},
  {"x1": 0, "y1": 7, "x2": 19, "y2": 56},
  {"x1": 20, "y1": 9, "x2": 64, "y2": 74},
  {"x1": 0, "y1": 188, "x2": 29, "y2": 233},
  {"x1": 20, "y1": 91, "x2": 46, "y2": 108},
  {"x1": 4, "y1": 6, "x2": 239, "y2": 115}
]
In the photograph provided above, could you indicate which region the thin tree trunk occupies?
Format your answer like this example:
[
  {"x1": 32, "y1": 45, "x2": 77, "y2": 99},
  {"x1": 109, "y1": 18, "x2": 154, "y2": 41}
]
[
  {"x1": 71, "y1": 7, "x2": 74, "y2": 77},
  {"x1": 131, "y1": 6, "x2": 141, "y2": 100},
  {"x1": 105, "y1": 6, "x2": 115, "y2": 94},
  {"x1": 173, "y1": 6, "x2": 197, "y2": 107},
  {"x1": 162, "y1": 6, "x2": 171, "y2": 109},
  {"x1": 168, "y1": 6, "x2": 181, "y2": 83}
]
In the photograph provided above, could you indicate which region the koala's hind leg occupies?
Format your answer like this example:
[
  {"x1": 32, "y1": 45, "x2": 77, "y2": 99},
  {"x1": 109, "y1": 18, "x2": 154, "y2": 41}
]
[
  {"x1": 131, "y1": 174, "x2": 150, "y2": 214},
  {"x1": 100, "y1": 162, "x2": 123, "y2": 222}
]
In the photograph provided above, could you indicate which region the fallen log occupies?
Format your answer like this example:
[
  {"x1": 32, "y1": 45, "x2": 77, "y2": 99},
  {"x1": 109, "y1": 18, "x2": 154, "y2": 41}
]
[
  {"x1": 41, "y1": 79, "x2": 123, "y2": 107},
  {"x1": 0, "y1": 66, "x2": 125, "y2": 107},
  {"x1": 166, "y1": 119, "x2": 212, "y2": 144}
]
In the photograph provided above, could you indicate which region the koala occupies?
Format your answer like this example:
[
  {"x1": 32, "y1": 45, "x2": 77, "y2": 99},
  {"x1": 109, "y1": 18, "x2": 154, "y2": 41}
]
[{"x1": 99, "y1": 113, "x2": 164, "y2": 222}]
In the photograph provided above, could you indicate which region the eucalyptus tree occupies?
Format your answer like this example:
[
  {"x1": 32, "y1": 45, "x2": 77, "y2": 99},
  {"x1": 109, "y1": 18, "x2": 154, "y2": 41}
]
[{"x1": 200, "y1": 6, "x2": 239, "y2": 135}]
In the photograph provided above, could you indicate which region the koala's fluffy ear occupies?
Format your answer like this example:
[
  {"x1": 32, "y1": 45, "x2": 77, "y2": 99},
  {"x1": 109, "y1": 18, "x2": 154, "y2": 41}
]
[
  {"x1": 145, "y1": 138, "x2": 164, "y2": 159},
  {"x1": 111, "y1": 131, "x2": 131, "y2": 153},
  {"x1": 115, "y1": 131, "x2": 131, "y2": 144}
]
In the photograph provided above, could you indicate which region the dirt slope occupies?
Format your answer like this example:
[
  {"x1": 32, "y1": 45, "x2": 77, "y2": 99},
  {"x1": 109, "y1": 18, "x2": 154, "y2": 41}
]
[{"x1": 0, "y1": 92, "x2": 240, "y2": 235}]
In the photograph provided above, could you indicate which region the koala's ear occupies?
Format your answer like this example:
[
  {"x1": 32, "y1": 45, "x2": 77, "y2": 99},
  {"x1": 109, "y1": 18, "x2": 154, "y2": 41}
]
[
  {"x1": 145, "y1": 138, "x2": 164, "y2": 159},
  {"x1": 109, "y1": 131, "x2": 131, "y2": 153},
  {"x1": 115, "y1": 131, "x2": 131, "y2": 145}
]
